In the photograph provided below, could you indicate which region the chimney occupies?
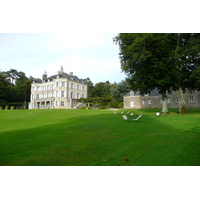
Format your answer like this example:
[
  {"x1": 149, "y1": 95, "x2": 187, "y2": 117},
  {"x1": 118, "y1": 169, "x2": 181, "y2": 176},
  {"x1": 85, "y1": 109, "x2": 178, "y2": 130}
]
[
  {"x1": 58, "y1": 66, "x2": 64, "y2": 75},
  {"x1": 42, "y1": 71, "x2": 47, "y2": 81},
  {"x1": 69, "y1": 72, "x2": 73, "y2": 76}
]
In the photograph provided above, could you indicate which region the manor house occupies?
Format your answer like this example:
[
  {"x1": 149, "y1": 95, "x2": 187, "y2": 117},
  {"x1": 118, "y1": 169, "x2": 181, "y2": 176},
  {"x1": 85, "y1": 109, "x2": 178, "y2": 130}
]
[
  {"x1": 29, "y1": 67, "x2": 88, "y2": 109},
  {"x1": 124, "y1": 89, "x2": 200, "y2": 109}
]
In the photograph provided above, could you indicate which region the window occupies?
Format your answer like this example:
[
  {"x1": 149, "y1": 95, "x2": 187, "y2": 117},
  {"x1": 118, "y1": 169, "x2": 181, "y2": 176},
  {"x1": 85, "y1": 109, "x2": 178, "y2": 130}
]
[
  {"x1": 189, "y1": 96, "x2": 194, "y2": 102},
  {"x1": 55, "y1": 101, "x2": 58, "y2": 106},
  {"x1": 142, "y1": 100, "x2": 145, "y2": 105},
  {"x1": 56, "y1": 82, "x2": 59, "y2": 87},
  {"x1": 62, "y1": 82, "x2": 65, "y2": 87},
  {"x1": 77, "y1": 93, "x2": 79, "y2": 99},
  {"x1": 56, "y1": 91, "x2": 58, "y2": 97},
  {"x1": 82, "y1": 86, "x2": 84, "y2": 91},
  {"x1": 71, "y1": 83, "x2": 73, "y2": 88},
  {"x1": 167, "y1": 98, "x2": 171, "y2": 103},
  {"x1": 77, "y1": 85, "x2": 79, "y2": 90},
  {"x1": 148, "y1": 99, "x2": 152, "y2": 104},
  {"x1": 61, "y1": 101, "x2": 64, "y2": 106},
  {"x1": 82, "y1": 94, "x2": 84, "y2": 98},
  {"x1": 175, "y1": 98, "x2": 178, "y2": 103},
  {"x1": 61, "y1": 91, "x2": 65, "y2": 97},
  {"x1": 71, "y1": 92, "x2": 73, "y2": 98}
]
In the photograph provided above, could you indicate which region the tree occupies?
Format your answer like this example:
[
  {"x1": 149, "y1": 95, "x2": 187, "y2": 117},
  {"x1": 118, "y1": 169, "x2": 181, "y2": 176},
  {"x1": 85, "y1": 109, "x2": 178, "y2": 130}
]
[
  {"x1": 114, "y1": 33, "x2": 200, "y2": 113},
  {"x1": 171, "y1": 33, "x2": 200, "y2": 113},
  {"x1": 0, "y1": 74, "x2": 11, "y2": 102},
  {"x1": 17, "y1": 79, "x2": 32, "y2": 102},
  {"x1": 111, "y1": 80, "x2": 131, "y2": 102},
  {"x1": 84, "y1": 77, "x2": 94, "y2": 98}
]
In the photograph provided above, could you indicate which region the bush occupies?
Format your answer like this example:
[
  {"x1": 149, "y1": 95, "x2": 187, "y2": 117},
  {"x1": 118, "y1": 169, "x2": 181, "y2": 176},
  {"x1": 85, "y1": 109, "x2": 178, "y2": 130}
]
[
  {"x1": 11, "y1": 106, "x2": 15, "y2": 110},
  {"x1": 117, "y1": 102, "x2": 124, "y2": 108},
  {"x1": 5, "y1": 105, "x2": 9, "y2": 110},
  {"x1": 0, "y1": 99, "x2": 8, "y2": 109},
  {"x1": 108, "y1": 100, "x2": 119, "y2": 108}
]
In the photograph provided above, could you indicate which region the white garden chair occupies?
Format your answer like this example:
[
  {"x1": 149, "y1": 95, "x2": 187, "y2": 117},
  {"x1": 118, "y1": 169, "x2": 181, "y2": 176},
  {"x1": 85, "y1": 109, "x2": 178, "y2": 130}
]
[
  {"x1": 132, "y1": 115, "x2": 142, "y2": 121},
  {"x1": 122, "y1": 115, "x2": 129, "y2": 121}
]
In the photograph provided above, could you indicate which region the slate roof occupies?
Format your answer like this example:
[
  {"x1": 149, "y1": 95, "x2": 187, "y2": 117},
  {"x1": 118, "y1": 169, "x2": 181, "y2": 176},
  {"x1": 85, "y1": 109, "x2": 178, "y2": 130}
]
[
  {"x1": 124, "y1": 89, "x2": 161, "y2": 97},
  {"x1": 34, "y1": 72, "x2": 86, "y2": 84}
]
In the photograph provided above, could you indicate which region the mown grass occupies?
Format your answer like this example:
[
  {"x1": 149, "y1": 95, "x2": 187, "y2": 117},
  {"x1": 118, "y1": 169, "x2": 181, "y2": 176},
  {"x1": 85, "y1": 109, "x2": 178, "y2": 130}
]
[{"x1": 0, "y1": 108, "x2": 200, "y2": 166}]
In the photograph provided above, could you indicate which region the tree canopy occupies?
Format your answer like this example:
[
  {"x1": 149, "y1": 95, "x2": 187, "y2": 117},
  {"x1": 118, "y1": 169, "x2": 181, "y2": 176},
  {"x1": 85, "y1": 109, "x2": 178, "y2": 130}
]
[
  {"x1": 114, "y1": 33, "x2": 200, "y2": 113},
  {"x1": 0, "y1": 69, "x2": 33, "y2": 105}
]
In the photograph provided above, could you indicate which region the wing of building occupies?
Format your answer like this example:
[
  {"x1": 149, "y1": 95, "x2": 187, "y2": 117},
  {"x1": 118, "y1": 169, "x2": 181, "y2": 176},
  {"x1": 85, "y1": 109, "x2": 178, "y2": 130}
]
[
  {"x1": 124, "y1": 89, "x2": 200, "y2": 109},
  {"x1": 29, "y1": 68, "x2": 88, "y2": 109}
]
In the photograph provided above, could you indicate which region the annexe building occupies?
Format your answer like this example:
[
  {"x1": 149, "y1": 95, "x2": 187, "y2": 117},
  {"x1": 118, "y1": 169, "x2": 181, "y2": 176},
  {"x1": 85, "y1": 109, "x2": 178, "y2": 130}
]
[
  {"x1": 29, "y1": 67, "x2": 88, "y2": 109},
  {"x1": 124, "y1": 90, "x2": 200, "y2": 109}
]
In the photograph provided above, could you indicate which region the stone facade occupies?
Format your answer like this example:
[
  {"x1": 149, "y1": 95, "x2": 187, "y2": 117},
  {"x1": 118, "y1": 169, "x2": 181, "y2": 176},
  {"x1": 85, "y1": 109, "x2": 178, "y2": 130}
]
[
  {"x1": 124, "y1": 90, "x2": 200, "y2": 109},
  {"x1": 29, "y1": 68, "x2": 88, "y2": 109}
]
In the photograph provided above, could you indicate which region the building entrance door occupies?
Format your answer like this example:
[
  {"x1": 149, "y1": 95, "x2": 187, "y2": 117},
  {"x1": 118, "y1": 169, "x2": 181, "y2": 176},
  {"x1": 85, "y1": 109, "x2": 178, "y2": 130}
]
[{"x1": 130, "y1": 100, "x2": 135, "y2": 108}]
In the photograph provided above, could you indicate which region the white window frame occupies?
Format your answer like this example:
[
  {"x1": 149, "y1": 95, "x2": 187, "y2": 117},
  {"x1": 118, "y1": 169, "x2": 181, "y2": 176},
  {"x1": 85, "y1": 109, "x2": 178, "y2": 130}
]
[
  {"x1": 62, "y1": 82, "x2": 65, "y2": 87},
  {"x1": 148, "y1": 99, "x2": 152, "y2": 104},
  {"x1": 167, "y1": 98, "x2": 171, "y2": 103},
  {"x1": 189, "y1": 96, "x2": 194, "y2": 102},
  {"x1": 70, "y1": 92, "x2": 73, "y2": 98},
  {"x1": 61, "y1": 91, "x2": 65, "y2": 97}
]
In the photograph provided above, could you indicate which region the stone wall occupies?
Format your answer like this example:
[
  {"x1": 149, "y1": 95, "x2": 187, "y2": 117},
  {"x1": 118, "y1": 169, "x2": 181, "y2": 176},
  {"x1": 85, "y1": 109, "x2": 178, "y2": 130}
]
[{"x1": 124, "y1": 90, "x2": 200, "y2": 109}]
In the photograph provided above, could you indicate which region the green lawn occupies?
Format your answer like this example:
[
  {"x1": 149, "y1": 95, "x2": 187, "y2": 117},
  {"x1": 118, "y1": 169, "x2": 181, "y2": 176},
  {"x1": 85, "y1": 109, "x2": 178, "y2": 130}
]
[{"x1": 0, "y1": 108, "x2": 200, "y2": 166}]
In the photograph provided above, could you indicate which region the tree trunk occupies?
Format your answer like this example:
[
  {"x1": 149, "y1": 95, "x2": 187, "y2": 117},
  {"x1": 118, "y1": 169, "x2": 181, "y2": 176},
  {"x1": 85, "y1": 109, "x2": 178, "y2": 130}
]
[
  {"x1": 176, "y1": 87, "x2": 188, "y2": 114},
  {"x1": 162, "y1": 94, "x2": 169, "y2": 114}
]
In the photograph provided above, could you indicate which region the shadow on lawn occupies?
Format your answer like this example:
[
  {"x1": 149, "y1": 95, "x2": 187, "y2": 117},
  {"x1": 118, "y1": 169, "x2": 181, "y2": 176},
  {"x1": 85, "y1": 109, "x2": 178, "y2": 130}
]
[{"x1": 0, "y1": 111, "x2": 200, "y2": 166}]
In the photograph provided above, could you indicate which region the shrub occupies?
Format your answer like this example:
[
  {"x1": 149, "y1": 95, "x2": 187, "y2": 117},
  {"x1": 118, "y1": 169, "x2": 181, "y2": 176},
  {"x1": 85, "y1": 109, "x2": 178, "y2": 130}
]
[
  {"x1": 108, "y1": 100, "x2": 119, "y2": 108},
  {"x1": 117, "y1": 102, "x2": 124, "y2": 108},
  {"x1": 0, "y1": 99, "x2": 8, "y2": 109},
  {"x1": 11, "y1": 106, "x2": 15, "y2": 110},
  {"x1": 5, "y1": 105, "x2": 9, "y2": 110}
]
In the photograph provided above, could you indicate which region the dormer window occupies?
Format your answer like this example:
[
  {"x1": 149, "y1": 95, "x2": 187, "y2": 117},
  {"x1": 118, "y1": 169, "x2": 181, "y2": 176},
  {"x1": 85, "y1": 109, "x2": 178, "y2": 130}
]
[{"x1": 130, "y1": 91, "x2": 134, "y2": 96}]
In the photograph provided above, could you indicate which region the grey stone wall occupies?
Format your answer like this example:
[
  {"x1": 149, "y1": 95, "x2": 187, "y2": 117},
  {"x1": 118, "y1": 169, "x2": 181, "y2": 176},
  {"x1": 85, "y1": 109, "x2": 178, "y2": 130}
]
[{"x1": 124, "y1": 90, "x2": 200, "y2": 109}]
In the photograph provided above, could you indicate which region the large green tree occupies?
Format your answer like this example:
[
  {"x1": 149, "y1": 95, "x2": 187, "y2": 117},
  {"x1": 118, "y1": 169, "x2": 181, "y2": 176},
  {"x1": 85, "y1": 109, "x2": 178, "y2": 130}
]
[
  {"x1": 1, "y1": 69, "x2": 33, "y2": 103},
  {"x1": 0, "y1": 74, "x2": 11, "y2": 102},
  {"x1": 114, "y1": 33, "x2": 200, "y2": 113}
]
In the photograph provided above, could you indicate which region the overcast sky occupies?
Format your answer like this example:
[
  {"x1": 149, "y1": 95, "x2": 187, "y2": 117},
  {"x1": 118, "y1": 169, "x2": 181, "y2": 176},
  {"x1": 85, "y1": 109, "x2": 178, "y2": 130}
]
[{"x1": 0, "y1": 33, "x2": 126, "y2": 84}]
